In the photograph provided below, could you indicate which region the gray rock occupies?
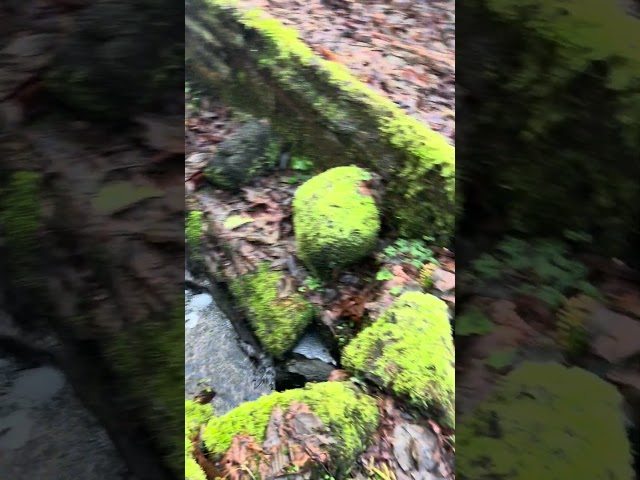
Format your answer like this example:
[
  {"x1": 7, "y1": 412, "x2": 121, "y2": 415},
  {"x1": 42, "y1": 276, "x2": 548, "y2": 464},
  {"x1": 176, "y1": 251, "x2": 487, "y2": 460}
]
[
  {"x1": 185, "y1": 289, "x2": 273, "y2": 414},
  {"x1": 292, "y1": 331, "x2": 336, "y2": 365},
  {"x1": 204, "y1": 120, "x2": 279, "y2": 190}
]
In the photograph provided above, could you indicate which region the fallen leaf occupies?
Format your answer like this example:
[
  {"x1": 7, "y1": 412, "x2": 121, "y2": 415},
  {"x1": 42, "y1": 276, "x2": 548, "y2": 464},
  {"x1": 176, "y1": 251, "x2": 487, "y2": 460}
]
[{"x1": 91, "y1": 181, "x2": 163, "y2": 215}]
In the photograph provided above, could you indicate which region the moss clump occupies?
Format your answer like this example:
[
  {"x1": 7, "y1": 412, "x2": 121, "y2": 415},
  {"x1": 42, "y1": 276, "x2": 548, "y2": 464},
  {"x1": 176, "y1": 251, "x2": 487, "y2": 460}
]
[
  {"x1": 0, "y1": 171, "x2": 42, "y2": 289},
  {"x1": 202, "y1": 381, "x2": 379, "y2": 475},
  {"x1": 342, "y1": 292, "x2": 454, "y2": 428},
  {"x1": 457, "y1": 362, "x2": 634, "y2": 480},
  {"x1": 293, "y1": 165, "x2": 380, "y2": 277},
  {"x1": 185, "y1": 400, "x2": 213, "y2": 480},
  {"x1": 186, "y1": 210, "x2": 204, "y2": 267},
  {"x1": 231, "y1": 263, "x2": 315, "y2": 358}
]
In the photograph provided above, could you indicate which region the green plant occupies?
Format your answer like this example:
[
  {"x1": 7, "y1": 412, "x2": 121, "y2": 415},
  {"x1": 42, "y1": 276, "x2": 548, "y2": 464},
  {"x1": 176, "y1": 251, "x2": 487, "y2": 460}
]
[
  {"x1": 291, "y1": 155, "x2": 314, "y2": 172},
  {"x1": 389, "y1": 286, "x2": 403, "y2": 296},
  {"x1": 455, "y1": 308, "x2": 495, "y2": 336},
  {"x1": 470, "y1": 237, "x2": 600, "y2": 309},
  {"x1": 382, "y1": 238, "x2": 437, "y2": 269},
  {"x1": 299, "y1": 276, "x2": 323, "y2": 292},
  {"x1": 375, "y1": 268, "x2": 394, "y2": 281}
]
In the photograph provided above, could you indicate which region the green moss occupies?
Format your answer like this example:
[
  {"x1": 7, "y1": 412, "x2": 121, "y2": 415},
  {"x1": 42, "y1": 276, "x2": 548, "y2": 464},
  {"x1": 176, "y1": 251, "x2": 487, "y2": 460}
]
[
  {"x1": 0, "y1": 171, "x2": 42, "y2": 288},
  {"x1": 185, "y1": 400, "x2": 212, "y2": 480},
  {"x1": 202, "y1": 381, "x2": 379, "y2": 475},
  {"x1": 186, "y1": 400, "x2": 214, "y2": 435},
  {"x1": 342, "y1": 291, "x2": 454, "y2": 428},
  {"x1": 186, "y1": 210, "x2": 204, "y2": 263},
  {"x1": 457, "y1": 362, "x2": 634, "y2": 480},
  {"x1": 198, "y1": 0, "x2": 455, "y2": 239},
  {"x1": 231, "y1": 263, "x2": 315, "y2": 358},
  {"x1": 185, "y1": 455, "x2": 206, "y2": 480},
  {"x1": 293, "y1": 166, "x2": 380, "y2": 276}
]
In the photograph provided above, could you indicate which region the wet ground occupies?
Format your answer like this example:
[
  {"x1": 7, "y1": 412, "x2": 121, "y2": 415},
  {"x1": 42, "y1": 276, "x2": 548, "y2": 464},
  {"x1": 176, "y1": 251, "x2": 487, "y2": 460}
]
[{"x1": 0, "y1": 312, "x2": 134, "y2": 480}]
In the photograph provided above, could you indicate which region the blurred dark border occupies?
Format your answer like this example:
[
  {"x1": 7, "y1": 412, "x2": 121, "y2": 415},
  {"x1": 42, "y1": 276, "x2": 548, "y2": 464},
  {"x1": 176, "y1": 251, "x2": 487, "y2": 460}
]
[
  {"x1": 457, "y1": 0, "x2": 640, "y2": 478},
  {"x1": 1, "y1": 2, "x2": 184, "y2": 479}
]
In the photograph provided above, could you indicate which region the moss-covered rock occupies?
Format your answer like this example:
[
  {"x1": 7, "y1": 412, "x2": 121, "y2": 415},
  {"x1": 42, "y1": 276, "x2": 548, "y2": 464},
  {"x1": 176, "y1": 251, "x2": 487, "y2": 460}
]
[
  {"x1": 186, "y1": 0, "x2": 455, "y2": 241},
  {"x1": 204, "y1": 120, "x2": 280, "y2": 190},
  {"x1": 185, "y1": 400, "x2": 213, "y2": 480},
  {"x1": 457, "y1": 362, "x2": 634, "y2": 480},
  {"x1": 293, "y1": 165, "x2": 380, "y2": 277},
  {"x1": 342, "y1": 291, "x2": 454, "y2": 428},
  {"x1": 231, "y1": 263, "x2": 315, "y2": 358},
  {"x1": 202, "y1": 381, "x2": 379, "y2": 476}
]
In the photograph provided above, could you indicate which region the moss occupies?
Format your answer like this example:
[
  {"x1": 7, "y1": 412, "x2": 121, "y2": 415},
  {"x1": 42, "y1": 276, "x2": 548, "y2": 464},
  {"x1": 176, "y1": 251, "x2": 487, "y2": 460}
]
[
  {"x1": 185, "y1": 455, "x2": 206, "y2": 480},
  {"x1": 193, "y1": 0, "x2": 455, "y2": 240},
  {"x1": 457, "y1": 362, "x2": 634, "y2": 480},
  {"x1": 0, "y1": 171, "x2": 42, "y2": 289},
  {"x1": 342, "y1": 291, "x2": 454, "y2": 428},
  {"x1": 185, "y1": 400, "x2": 213, "y2": 480},
  {"x1": 293, "y1": 166, "x2": 380, "y2": 276},
  {"x1": 186, "y1": 400, "x2": 214, "y2": 435},
  {"x1": 231, "y1": 263, "x2": 315, "y2": 358},
  {"x1": 202, "y1": 381, "x2": 379, "y2": 475},
  {"x1": 203, "y1": 120, "x2": 280, "y2": 191},
  {"x1": 186, "y1": 210, "x2": 204, "y2": 263}
]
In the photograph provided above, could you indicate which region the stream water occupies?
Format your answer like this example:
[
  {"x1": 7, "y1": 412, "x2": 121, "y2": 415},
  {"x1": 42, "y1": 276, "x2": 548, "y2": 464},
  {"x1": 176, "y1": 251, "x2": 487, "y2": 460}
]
[{"x1": 185, "y1": 283, "x2": 274, "y2": 414}]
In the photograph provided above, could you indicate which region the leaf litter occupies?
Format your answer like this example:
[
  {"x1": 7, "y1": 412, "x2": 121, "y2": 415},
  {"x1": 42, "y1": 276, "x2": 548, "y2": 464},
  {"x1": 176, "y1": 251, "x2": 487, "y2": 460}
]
[{"x1": 239, "y1": 0, "x2": 455, "y2": 143}]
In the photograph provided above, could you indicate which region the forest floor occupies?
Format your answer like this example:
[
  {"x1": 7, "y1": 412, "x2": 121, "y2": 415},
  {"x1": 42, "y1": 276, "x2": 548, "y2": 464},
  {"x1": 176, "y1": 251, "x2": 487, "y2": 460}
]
[
  {"x1": 240, "y1": 0, "x2": 455, "y2": 143},
  {"x1": 185, "y1": 93, "x2": 456, "y2": 479}
]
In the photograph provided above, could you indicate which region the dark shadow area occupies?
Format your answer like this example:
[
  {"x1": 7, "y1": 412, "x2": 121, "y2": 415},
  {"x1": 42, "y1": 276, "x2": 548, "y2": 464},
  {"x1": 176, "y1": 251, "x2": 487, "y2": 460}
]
[
  {"x1": 457, "y1": 0, "x2": 640, "y2": 478},
  {"x1": 0, "y1": 1, "x2": 184, "y2": 478}
]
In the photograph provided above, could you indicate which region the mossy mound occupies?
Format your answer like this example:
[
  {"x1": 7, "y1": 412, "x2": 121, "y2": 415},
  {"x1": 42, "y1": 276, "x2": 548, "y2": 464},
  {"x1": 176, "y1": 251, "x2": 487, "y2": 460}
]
[
  {"x1": 342, "y1": 291, "x2": 454, "y2": 428},
  {"x1": 293, "y1": 165, "x2": 380, "y2": 277},
  {"x1": 457, "y1": 362, "x2": 634, "y2": 480},
  {"x1": 231, "y1": 263, "x2": 315, "y2": 359},
  {"x1": 203, "y1": 120, "x2": 280, "y2": 191},
  {"x1": 202, "y1": 381, "x2": 379, "y2": 476},
  {"x1": 185, "y1": 400, "x2": 213, "y2": 480}
]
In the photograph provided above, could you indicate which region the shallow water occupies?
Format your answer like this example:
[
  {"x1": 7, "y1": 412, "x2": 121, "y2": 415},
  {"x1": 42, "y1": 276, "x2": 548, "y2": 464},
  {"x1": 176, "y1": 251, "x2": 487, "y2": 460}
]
[{"x1": 185, "y1": 287, "x2": 274, "y2": 414}]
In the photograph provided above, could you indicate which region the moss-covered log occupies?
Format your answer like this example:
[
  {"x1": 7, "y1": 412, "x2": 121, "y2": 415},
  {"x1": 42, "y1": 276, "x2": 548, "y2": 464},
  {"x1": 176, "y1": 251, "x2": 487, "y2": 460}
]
[
  {"x1": 458, "y1": 0, "x2": 640, "y2": 257},
  {"x1": 186, "y1": 0, "x2": 455, "y2": 240}
]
